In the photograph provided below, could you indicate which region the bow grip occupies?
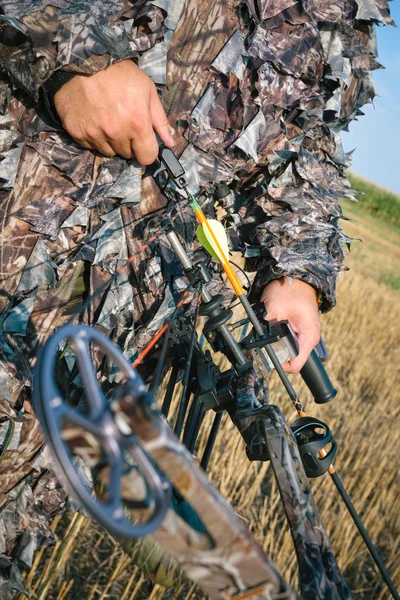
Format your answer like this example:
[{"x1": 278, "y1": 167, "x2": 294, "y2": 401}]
[{"x1": 300, "y1": 349, "x2": 337, "y2": 404}]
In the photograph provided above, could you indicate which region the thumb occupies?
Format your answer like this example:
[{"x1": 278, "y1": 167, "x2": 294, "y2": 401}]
[
  {"x1": 283, "y1": 324, "x2": 320, "y2": 374},
  {"x1": 150, "y1": 88, "x2": 174, "y2": 147}
]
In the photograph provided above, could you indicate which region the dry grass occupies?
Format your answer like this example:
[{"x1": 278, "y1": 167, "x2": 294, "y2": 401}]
[{"x1": 17, "y1": 209, "x2": 400, "y2": 600}]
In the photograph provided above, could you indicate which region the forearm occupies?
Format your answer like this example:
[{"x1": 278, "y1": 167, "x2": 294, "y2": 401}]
[{"x1": 244, "y1": 173, "x2": 347, "y2": 313}]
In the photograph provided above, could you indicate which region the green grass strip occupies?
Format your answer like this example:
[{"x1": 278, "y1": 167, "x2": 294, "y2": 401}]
[{"x1": 346, "y1": 173, "x2": 400, "y2": 228}]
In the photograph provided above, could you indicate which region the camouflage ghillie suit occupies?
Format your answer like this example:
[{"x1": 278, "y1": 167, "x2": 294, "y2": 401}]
[{"x1": 0, "y1": 0, "x2": 393, "y2": 596}]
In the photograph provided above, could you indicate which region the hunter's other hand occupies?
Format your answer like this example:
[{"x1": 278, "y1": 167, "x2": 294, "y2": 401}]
[
  {"x1": 261, "y1": 278, "x2": 320, "y2": 374},
  {"x1": 54, "y1": 61, "x2": 174, "y2": 165}
]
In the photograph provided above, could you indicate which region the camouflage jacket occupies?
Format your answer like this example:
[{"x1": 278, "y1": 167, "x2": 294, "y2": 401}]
[{"x1": 0, "y1": 0, "x2": 393, "y2": 597}]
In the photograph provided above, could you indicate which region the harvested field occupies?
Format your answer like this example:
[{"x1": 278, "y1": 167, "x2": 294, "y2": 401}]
[{"x1": 16, "y1": 199, "x2": 400, "y2": 600}]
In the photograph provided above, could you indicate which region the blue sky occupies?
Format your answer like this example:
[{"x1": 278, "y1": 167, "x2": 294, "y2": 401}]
[{"x1": 343, "y1": 2, "x2": 400, "y2": 193}]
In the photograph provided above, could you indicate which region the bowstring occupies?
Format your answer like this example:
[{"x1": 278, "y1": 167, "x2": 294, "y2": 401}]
[
  {"x1": 52, "y1": 187, "x2": 232, "y2": 415},
  {"x1": 54, "y1": 196, "x2": 198, "y2": 388},
  {"x1": 174, "y1": 289, "x2": 203, "y2": 439},
  {"x1": 64, "y1": 231, "x2": 163, "y2": 327},
  {"x1": 0, "y1": 205, "x2": 174, "y2": 287},
  {"x1": 64, "y1": 195, "x2": 197, "y2": 326},
  {"x1": 146, "y1": 289, "x2": 195, "y2": 394},
  {"x1": 132, "y1": 289, "x2": 190, "y2": 370}
]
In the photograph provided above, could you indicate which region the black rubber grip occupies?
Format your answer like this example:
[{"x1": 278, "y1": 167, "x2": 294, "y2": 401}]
[{"x1": 300, "y1": 349, "x2": 337, "y2": 404}]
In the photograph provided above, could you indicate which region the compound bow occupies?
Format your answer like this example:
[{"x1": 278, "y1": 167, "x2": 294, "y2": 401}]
[{"x1": 32, "y1": 148, "x2": 399, "y2": 600}]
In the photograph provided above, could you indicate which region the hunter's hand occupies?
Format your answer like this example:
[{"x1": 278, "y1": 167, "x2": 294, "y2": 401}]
[
  {"x1": 261, "y1": 278, "x2": 320, "y2": 374},
  {"x1": 54, "y1": 61, "x2": 174, "y2": 165}
]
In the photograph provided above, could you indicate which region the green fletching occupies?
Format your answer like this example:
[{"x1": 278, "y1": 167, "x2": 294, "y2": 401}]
[{"x1": 195, "y1": 219, "x2": 230, "y2": 263}]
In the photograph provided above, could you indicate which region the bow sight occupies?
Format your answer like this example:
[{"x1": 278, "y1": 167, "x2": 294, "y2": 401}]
[{"x1": 32, "y1": 147, "x2": 400, "y2": 600}]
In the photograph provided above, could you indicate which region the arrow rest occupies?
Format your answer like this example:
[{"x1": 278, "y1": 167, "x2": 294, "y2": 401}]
[
  {"x1": 291, "y1": 416, "x2": 338, "y2": 478},
  {"x1": 245, "y1": 415, "x2": 338, "y2": 474}
]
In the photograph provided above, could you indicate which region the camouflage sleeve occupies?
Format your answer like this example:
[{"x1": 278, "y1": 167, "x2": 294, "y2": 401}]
[
  {"x1": 215, "y1": 0, "x2": 394, "y2": 313},
  {"x1": 0, "y1": 1, "x2": 167, "y2": 99}
]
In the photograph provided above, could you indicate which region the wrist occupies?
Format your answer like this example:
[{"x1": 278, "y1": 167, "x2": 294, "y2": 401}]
[
  {"x1": 41, "y1": 70, "x2": 78, "y2": 125},
  {"x1": 43, "y1": 70, "x2": 78, "y2": 100},
  {"x1": 264, "y1": 277, "x2": 321, "y2": 307},
  {"x1": 282, "y1": 278, "x2": 326, "y2": 312},
  {"x1": 285, "y1": 277, "x2": 323, "y2": 306}
]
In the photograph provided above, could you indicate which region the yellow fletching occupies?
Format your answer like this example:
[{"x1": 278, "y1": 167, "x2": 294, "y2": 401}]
[{"x1": 196, "y1": 219, "x2": 230, "y2": 264}]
